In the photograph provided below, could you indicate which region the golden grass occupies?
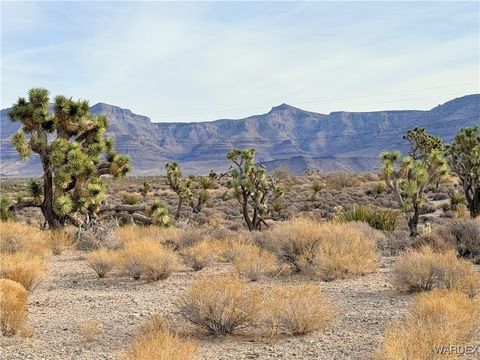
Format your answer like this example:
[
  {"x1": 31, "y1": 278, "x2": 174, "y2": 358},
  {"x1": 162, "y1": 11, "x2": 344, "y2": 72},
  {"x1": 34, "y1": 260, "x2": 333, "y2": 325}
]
[
  {"x1": 123, "y1": 331, "x2": 197, "y2": 360},
  {"x1": 121, "y1": 239, "x2": 179, "y2": 281},
  {"x1": 181, "y1": 239, "x2": 217, "y2": 271},
  {"x1": 78, "y1": 319, "x2": 104, "y2": 342},
  {"x1": 220, "y1": 235, "x2": 256, "y2": 262},
  {"x1": 115, "y1": 225, "x2": 180, "y2": 246},
  {"x1": 0, "y1": 252, "x2": 47, "y2": 291},
  {"x1": 394, "y1": 246, "x2": 480, "y2": 296},
  {"x1": 47, "y1": 229, "x2": 74, "y2": 255},
  {"x1": 268, "y1": 218, "x2": 379, "y2": 280},
  {"x1": 261, "y1": 283, "x2": 336, "y2": 336},
  {"x1": 375, "y1": 289, "x2": 480, "y2": 360},
  {"x1": 178, "y1": 274, "x2": 261, "y2": 335},
  {"x1": 0, "y1": 221, "x2": 47, "y2": 255},
  {"x1": 0, "y1": 279, "x2": 28, "y2": 336},
  {"x1": 86, "y1": 248, "x2": 118, "y2": 278},
  {"x1": 233, "y1": 245, "x2": 278, "y2": 281},
  {"x1": 137, "y1": 314, "x2": 171, "y2": 336}
]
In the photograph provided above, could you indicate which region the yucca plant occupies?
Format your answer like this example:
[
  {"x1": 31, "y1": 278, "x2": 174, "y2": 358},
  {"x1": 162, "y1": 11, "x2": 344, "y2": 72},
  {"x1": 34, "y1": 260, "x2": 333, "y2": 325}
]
[{"x1": 336, "y1": 206, "x2": 398, "y2": 231}]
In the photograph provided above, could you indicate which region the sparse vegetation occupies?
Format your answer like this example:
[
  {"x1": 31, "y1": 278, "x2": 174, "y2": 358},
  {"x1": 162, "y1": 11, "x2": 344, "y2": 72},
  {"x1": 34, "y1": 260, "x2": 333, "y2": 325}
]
[
  {"x1": 0, "y1": 279, "x2": 28, "y2": 336},
  {"x1": 181, "y1": 239, "x2": 216, "y2": 271},
  {"x1": 0, "y1": 252, "x2": 47, "y2": 291},
  {"x1": 336, "y1": 205, "x2": 398, "y2": 231},
  {"x1": 86, "y1": 248, "x2": 118, "y2": 278},
  {"x1": 233, "y1": 245, "x2": 278, "y2": 281},
  {"x1": 375, "y1": 289, "x2": 480, "y2": 360},
  {"x1": 178, "y1": 274, "x2": 261, "y2": 335}
]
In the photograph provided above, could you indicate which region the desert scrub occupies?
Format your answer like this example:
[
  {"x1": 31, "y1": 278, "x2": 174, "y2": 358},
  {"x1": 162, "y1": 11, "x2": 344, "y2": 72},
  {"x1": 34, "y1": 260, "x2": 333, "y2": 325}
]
[
  {"x1": 233, "y1": 245, "x2": 277, "y2": 281},
  {"x1": 137, "y1": 314, "x2": 171, "y2": 336},
  {"x1": 393, "y1": 246, "x2": 480, "y2": 296},
  {"x1": 123, "y1": 331, "x2": 197, "y2": 360},
  {"x1": 335, "y1": 206, "x2": 399, "y2": 231},
  {"x1": 181, "y1": 239, "x2": 216, "y2": 271},
  {"x1": 178, "y1": 274, "x2": 261, "y2": 335},
  {"x1": 0, "y1": 279, "x2": 28, "y2": 336},
  {"x1": 261, "y1": 283, "x2": 335, "y2": 336},
  {"x1": 48, "y1": 229, "x2": 73, "y2": 255},
  {"x1": 0, "y1": 221, "x2": 47, "y2": 255},
  {"x1": 86, "y1": 248, "x2": 118, "y2": 278},
  {"x1": 0, "y1": 252, "x2": 47, "y2": 291},
  {"x1": 121, "y1": 239, "x2": 179, "y2": 281},
  {"x1": 115, "y1": 224, "x2": 179, "y2": 246},
  {"x1": 78, "y1": 320, "x2": 103, "y2": 342},
  {"x1": 269, "y1": 219, "x2": 379, "y2": 280},
  {"x1": 375, "y1": 289, "x2": 480, "y2": 360}
]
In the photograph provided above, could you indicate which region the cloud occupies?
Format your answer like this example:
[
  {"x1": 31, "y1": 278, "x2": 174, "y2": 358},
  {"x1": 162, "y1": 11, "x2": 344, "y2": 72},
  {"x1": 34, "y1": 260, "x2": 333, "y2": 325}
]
[{"x1": 1, "y1": 1, "x2": 478, "y2": 121}]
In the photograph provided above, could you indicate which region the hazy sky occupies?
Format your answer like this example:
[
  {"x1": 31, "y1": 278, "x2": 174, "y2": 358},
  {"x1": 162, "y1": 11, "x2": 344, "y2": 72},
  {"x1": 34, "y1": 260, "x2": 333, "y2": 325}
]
[{"x1": 1, "y1": 1, "x2": 479, "y2": 122}]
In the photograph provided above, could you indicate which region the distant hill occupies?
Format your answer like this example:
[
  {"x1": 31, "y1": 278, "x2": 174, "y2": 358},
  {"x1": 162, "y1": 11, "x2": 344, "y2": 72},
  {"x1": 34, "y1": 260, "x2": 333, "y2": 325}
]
[{"x1": 1, "y1": 94, "x2": 479, "y2": 176}]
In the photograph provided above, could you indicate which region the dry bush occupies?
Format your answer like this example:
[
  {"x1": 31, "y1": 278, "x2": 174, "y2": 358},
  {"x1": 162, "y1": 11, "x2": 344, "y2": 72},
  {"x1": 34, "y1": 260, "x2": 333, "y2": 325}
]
[
  {"x1": 168, "y1": 226, "x2": 207, "y2": 249},
  {"x1": 410, "y1": 233, "x2": 454, "y2": 253},
  {"x1": 326, "y1": 173, "x2": 360, "y2": 190},
  {"x1": 220, "y1": 235, "x2": 256, "y2": 262},
  {"x1": 268, "y1": 219, "x2": 379, "y2": 280},
  {"x1": 0, "y1": 279, "x2": 28, "y2": 336},
  {"x1": 137, "y1": 314, "x2": 171, "y2": 336},
  {"x1": 86, "y1": 248, "x2": 118, "y2": 278},
  {"x1": 261, "y1": 283, "x2": 335, "y2": 336},
  {"x1": 393, "y1": 247, "x2": 480, "y2": 296},
  {"x1": 441, "y1": 219, "x2": 480, "y2": 263},
  {"x1": 121, "y1": 239, "x2": 179, "y2": 281},
  {"x1": 233, "y1": 245, "x2": 278, "y2": 281},
  {"x1": 123, "y1": 331, "x2": 197, "y2": 360},
  {"x1": 76, "y1": 219, "x2": 121, "y2": 250},
  {"x1": 0, "y1": 221, "x2": 46, "y2": 255},
  {"x1": 48, "y1": 230, "x2": 73, "y2": 255},
  {"x1": 375, "y1": 289, "x2": 480, "y2": 360},
  {"x1": 181, "y1": 239, "x2": 217, "y2": 271},
  {"x1": 78, "y1": 320, "x2": 103, "y2": 342},
  {"x1": 115, "y1": 225, "x2": 180, "y2": 246},
  {"x1": 0, "y1": 252, "x2": 47, "y2": 291},
  {"x1": 178, "y1": 274, "x2": 261, "y2": 335}
]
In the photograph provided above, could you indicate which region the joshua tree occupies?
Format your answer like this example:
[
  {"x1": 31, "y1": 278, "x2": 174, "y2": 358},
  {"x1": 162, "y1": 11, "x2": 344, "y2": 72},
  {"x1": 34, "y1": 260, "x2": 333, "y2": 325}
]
[
  {"x1": 139, "y1": 181, "x2": 151, "y2": 200},
  {"x1": 165, "y1": 161, "x2": 194, "y2": 219},
  {"x1": 404, "y1": 127, "x2": 443, "y2": 161},
  {"x1": 226, "y1": 149, "x2": 284, "y2": 231},
  {"x1": 446, "y1": 126, "x2": 480, "y2": 218},
  {"x1": 192, "y1": 171, "x2": 216, "y2": 213},
  {"x1": 8, "y1": 88, "x2": 131, "y2": 228},
  {"x1": 380, "y1": 130, "x2": 448, "y2": 236}
]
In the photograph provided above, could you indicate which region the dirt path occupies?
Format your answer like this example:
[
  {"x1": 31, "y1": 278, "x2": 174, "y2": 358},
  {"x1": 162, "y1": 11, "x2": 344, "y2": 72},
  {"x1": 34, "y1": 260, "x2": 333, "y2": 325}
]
[{"x1": 1, "y1": 252, "x2": 413, "y2": 360}]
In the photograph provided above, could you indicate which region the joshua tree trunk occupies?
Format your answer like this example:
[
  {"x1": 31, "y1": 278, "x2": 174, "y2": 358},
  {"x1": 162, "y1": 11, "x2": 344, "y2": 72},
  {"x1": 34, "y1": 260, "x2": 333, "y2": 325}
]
[
  {"x1": 41, "y1": 156, "x2": 62, "y2": 229},
  {"x1": 175, "y1": 198, "x2": 183, "y2": 220},
  {"x1": 408, "y1": 204, "x2": 420, "y2": 237},
  {"x1": 464, "y1": 184, "x2": 480, "y2": 218}
]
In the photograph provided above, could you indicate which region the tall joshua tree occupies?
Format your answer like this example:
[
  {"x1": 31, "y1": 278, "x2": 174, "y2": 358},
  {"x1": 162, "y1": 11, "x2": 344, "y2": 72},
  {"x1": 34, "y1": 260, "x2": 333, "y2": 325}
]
[
  {"x1": 165, "y1": 161, "x2": 194, "y2": 219},
  {"x1": 446, "y1": 126, "x2": 480, "y2": 218},
  {"x1": 380, "y1": 129, "x2": 448, "y2": 236},
  {"x1": 8, "y1": 88, "x2": 131, "y2": 228},
  {"x1": 226, "y1": 149, "x2": 284, "y2": 231}
]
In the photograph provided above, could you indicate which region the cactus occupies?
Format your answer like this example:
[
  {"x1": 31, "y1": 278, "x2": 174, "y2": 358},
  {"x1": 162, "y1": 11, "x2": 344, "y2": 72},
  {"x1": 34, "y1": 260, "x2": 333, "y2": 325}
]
[
  {"x1": 226, "y1": 149, "x2": 284, "y2": 231},
  {"x1": 8, "y1": 88, "x2": 131, "y2": 228},
  {"x1": 380, "y1": 129, "x2": 448, "y2": 237}
]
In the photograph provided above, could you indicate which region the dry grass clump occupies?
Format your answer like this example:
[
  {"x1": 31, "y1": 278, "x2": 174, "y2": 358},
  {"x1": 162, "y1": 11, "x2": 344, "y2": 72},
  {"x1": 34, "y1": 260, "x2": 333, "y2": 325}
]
[
  {"x1": 182, "y1": 239, "x2": 217, "y2": 271},
  {"x1": 178, "y1": 274, "x2": 261, "y2": 335},
  {"x1": 220, "y1": 235, "x2": 256, "y2": 262},
  {"x1": 121, "y1": 239, "x2": 179, "y2": 281},
  {"x1": 233, "y1": 245, "x2": 278, "y2": 281},
  {"x1": 0, "y1": 221, "x2": 47, "y2": 255},
  {"x1": 78, "y1": 319, "x2": 104, "y2": 342},
  {"x1": 115, "y1": 225, "x2": 180, "y2": 246},
  {"x1": 394, "y1": 246, "x2": 480, "y2": 297},
  {"x1": 261, "y1": 283, "x2": 335, "y2": 336},
  {"x1": 0, "y1": 252, "x2": 47, "y2": 291},
  {"x1": 168, "y1": 226, "x2": 208, "y2": 249},
  {"x1": 123, "y1": 331, "x2": 197, "y2": 360},
  {"x1": 86, "y1": 248, "x2": 118, "y2": 278},
  {"x1": 268, "y1": 218, "x2": 379, "y2": 280},
  {"x1": 375, "y1": 289, "x2": 480, "y2": 360},
  {"x1": 48, "y1": 229, "x2": 73, "y2": 255},
  {"x1": 0, "y1": 279, "x2": 28, "y2": 336},
  {"x1": 137, "y1": 314, "x2": 171, "y2": 336}
]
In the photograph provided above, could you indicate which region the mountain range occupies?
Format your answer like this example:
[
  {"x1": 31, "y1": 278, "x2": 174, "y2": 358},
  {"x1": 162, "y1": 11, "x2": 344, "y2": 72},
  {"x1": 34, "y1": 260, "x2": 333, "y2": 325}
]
[{"x1": 1, "y1": 94, "x2": 479, "y2": 176}]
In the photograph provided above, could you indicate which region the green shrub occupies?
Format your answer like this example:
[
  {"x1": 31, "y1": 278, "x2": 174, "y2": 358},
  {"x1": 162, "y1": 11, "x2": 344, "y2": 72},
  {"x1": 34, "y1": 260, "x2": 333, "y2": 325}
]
[{"x1": 336, "y1": 206, "x2": 398, "y2": 231}]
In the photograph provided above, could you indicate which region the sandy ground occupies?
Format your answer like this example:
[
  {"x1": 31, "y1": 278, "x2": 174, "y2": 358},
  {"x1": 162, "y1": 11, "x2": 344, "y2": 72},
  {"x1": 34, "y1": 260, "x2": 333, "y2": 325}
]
[{"x1": 2, "y1": 252, "x2": 416, "y2": 360}]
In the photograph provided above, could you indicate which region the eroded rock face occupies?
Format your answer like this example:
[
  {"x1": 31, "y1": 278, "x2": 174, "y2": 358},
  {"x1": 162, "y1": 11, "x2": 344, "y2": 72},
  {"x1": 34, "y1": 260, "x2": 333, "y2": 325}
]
[{"x1": 1, "y1": 94, "x2": 479, "y2": 176}]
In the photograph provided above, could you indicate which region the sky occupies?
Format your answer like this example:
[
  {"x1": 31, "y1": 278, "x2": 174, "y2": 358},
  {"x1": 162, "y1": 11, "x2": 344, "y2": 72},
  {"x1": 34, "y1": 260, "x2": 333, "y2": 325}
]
[{"x1": 1, "y1": 1, "x2": 479, "y2": 122}]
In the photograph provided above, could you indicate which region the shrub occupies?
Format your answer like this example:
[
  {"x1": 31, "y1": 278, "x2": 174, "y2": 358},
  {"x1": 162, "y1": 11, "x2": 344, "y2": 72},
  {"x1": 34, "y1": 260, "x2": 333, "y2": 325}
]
[
  {"x1": 121, "y1": 192, "x2": 141, "y2": 205},
  {"x1": 0, "y1": 222, "x2": 46, "y2": 255},
  {"x1": 178, "y1": 274, "x2": 261, "y2": 335},
  {"x1": 268, "y1": 219, "x2": 379, "y2": 280},
  {"x1": 0, "y1": 252, "x2": 47, "y2": 291},
  {"x1": 86, "y1": 248, "x2": 118, "y2": 278},
  {"x1": 410, "y1": 233, "x2": 454, "y2": 253},
  {"x1": 0, "y1": 279, "x2": 28, "y2": 336},
  {"x1": 375, "y1": 290, "x2": 480, "y2": 360},
  {"x1": 78, "y1": 320, "x2": 103, "y2": 342},
  {"x1": 220, "y1": 235, "x2": 256, "y2": 262},
  {"x1": 336, "y1": 206, "x2": 399, "y2": 231},
  {"x1": 261, "y1": 284, "x2": 335, "y2": 336},
  {"x1": 123, "y1": 331, "x2": 197, "y2": 360},
  {"x1": 137, "y1": 314, "x2": 171, "y2": 336},
  {"x1": 48, "y1": 230, "x2": 72, "y2": 255},
  {"x1": 444, "y1": 219, "x2": 480, "y2": 262},
  {"x1": 121, "y1": 239, "x2": 179, "y2": 281},
  {"x1": 182, "y1": 240, "x2": 216, "y2": 271},
  {"x1": 76, "y1": 219, "x2": 121, "y2": 250},
  {"x1": 393, "y1": 247, "x2": 480, "y2": 296},
  {"x1": 233, "y1": 245, "x2": 278, "y2": 281}
]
